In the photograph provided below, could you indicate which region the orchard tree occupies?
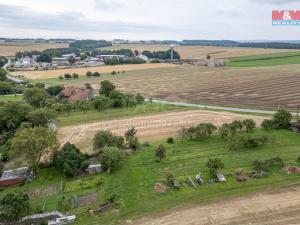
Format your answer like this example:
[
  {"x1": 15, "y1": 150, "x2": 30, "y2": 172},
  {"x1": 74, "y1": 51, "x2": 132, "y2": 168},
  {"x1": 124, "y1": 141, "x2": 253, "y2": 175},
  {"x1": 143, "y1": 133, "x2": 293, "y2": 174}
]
[
  {"x1": 53, "y1": 142, "x2": 89, "y2": 177},
  {"x1": 11, "y1": 126, "x2": 58, "y2": 171},
  {"x1": 100, "y1": 147, "x2": 124, "y2": 173},
  {"x1": 155, "y1": 144, "x2": 166, "y2": 162},
  {"x1": 99, "y1": 80, "x2": 116, "y2": 97},
  {"x1": 0, "y1": 102, "x2": 32, "y2": 134},
  {"x1": 0, "y1": 192, "x2": 31, "y2": 223},
  {"x1": 0, "y1": 68, "x2": 7, "y2": 81},
  {"x1": 93, "y1": 130, "x2": 124, "y2": 152},
  {"x1": 92, "y1": 96, "x2": 112, "y2": 112},
  {"x1": 243, "y1": 119, "x2": 256, "y2": 133},
  {"x1": 273, "y1": 109, "x2": 292, "y2": 129},
  {"x1": 28, "y1": 108, "x2": 56, "y2": 127},
  {"x1": 46, "y1": 85, "x2": 64, "y2": 96},
  {"x1": 206, "y1": 158, "x2": 224, "y2": 178},
  {"x1": 23, "y1": 87, "x2": 50, "y2": 107}
]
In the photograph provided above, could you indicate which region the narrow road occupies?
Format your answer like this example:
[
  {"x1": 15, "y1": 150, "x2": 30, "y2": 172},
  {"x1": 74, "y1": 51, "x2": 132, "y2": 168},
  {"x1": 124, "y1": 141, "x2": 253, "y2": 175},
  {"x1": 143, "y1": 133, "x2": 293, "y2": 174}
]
[
  {"x1": 148, "y1": 99, "x2": 299, "y2": 116},
  {"x1": 6, "y1": 74, "x2": 26, "y2": 84}
]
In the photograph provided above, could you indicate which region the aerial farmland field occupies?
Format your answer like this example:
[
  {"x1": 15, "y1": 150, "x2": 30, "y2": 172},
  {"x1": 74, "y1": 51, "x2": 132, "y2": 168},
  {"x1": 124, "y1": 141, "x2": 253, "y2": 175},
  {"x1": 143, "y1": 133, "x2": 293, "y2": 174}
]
[
  {"x1": 28, "y1": 63, "x2": 300, "y2": 110},
  {"x1": 0, "y1": 42, "x2": 69, "y2": 56},
  {"x1": 12, "y1": 63, "x2": 176, "y2": 79},
  {"x1": 102, "y1": 44, "x2": 300, "y2": 60}
]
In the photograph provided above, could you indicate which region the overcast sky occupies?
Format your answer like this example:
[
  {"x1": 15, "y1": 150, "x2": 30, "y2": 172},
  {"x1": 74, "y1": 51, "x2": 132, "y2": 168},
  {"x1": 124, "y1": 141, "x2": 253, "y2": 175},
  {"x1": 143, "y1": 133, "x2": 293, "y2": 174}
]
[{"x1": 0, "y1": 0, "x2": 299, "y2": 40}]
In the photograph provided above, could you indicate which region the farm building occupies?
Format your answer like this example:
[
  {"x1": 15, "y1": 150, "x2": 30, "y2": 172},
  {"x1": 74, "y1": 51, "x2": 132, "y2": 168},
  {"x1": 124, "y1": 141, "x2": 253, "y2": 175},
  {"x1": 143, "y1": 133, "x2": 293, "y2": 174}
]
[
  {"x1": 0, "y1": 166, "x2": 29, "y2": 187},
  {"x1": 15, "y1": 56, "x2": 35, "y2": 68},
  {"x1": 52, "y1": 57, "x2": 69, "y2": 66},
  {"x1": 137, "y1": 54, "x2": 150, "y2": 62},
  {"x1": 86, "y1": 164, "x2": 103, "y2": 174},
  {"x1": 59, "y1": 86, "x2": 94, "y2": 102},
  {"x1": 96, "y1": 54, "x2": 127, "y2": 60}
]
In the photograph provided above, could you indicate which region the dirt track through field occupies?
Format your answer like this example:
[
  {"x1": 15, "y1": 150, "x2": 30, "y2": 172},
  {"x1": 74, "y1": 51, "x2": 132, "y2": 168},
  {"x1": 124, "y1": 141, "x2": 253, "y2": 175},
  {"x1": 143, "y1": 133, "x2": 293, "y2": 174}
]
[
  {"x1": 132, "y1": 184, "x2": 300, "y2": 225},
  {"x1": 59, "y1": 110, "x2": 265, "y2": 153}
]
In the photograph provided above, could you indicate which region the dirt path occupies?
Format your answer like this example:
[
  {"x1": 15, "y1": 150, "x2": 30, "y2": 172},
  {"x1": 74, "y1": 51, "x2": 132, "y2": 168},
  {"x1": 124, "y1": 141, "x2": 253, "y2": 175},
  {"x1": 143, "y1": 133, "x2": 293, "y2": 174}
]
[
  {"x1": 131, "y1": 184, "x2": 300, "y2": 225},
  {"x1": 58, "y1": 110, "x2": 265, "y2": 153}
]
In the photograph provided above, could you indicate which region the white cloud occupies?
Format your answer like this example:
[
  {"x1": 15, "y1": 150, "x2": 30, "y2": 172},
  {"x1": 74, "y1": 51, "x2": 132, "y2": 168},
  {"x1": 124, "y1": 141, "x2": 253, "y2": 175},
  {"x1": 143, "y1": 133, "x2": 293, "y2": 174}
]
[{"x1": 0, "y1": 0, "x2": 299, "y2": 40}]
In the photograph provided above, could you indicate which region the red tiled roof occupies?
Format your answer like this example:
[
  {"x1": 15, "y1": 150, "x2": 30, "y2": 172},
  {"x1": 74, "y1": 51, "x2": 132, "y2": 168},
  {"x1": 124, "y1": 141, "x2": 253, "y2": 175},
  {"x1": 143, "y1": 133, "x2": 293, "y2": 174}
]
[{"x1": 63, "y1": 86, "x2": 92, "y2": 102}]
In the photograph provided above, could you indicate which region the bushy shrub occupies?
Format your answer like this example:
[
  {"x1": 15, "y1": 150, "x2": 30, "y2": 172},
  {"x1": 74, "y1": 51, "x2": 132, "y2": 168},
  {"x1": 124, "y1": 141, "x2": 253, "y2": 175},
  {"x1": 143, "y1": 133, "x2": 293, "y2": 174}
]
[
  {"x1": 53, "y1": 142, "x2": 89, "y2": 177},
  {"x1": 273, "y1": 110, "x2": 292, "y2": 129},
  {"x1": 93, "y1": 130, "x2": 124, "y2": 152},
  {"x1": 167, "y1": 137, "x2": 174, "y2": 144},
  {"x1": 261, "y1": 119, "x2": 274, "y2": 130},
  {"x1": 229, "y1": 135, "x2": 268, "y2": 151},
  {"x1": 100, "y1": 147, "x2": 124, "y2": 173},
  {"x1": 206, "y1": 158, "x2": 224, "y2": 178},
  {"x1": 252, "y1": 157, "x2": 284, "y2": 172}
]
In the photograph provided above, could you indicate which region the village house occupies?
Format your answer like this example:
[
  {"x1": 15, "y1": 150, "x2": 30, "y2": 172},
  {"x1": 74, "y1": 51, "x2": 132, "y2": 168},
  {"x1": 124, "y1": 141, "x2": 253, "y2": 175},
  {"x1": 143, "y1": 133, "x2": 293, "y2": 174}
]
[
  {"x1": 59, "y1": 86, "x2": 94, "y2": 102},
  {"x1": 0, "y1": 166, "x2": 30, "y2": 187},
  {"x1": 15, "y1": 56, "x2": 36, "y2": 68},
  {"x1": 137, "y1": 53, "x2": 150, "y2": 62}
]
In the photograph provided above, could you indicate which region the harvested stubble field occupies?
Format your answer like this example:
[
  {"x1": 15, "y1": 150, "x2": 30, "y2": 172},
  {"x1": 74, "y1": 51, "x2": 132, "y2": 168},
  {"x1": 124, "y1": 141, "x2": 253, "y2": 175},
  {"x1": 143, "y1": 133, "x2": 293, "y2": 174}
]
[
  {"x1": 0, "y1": 42, "x2": 68, "y2": 56},
  {"x1": 102, "y1": 44, "x2": 299, "y2": 60},
  {"x1": 12, "y1": 63, "x2": 176, "y2": 79},
  {"x1": 31, "y1": 64, "x2": 300, "y2": 110},
  {"x1": 59, "y1": 109, "x2": 265, "y2": 153}
]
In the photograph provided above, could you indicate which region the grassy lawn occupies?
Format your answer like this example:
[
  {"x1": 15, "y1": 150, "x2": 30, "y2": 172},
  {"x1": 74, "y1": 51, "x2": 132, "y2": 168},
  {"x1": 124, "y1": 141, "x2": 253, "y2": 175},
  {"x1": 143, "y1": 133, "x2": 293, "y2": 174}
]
[
  {"x1": 2, "y1": 129, "x2": 300, "y2": 224},
  {"x1": 57, "y1": 103, "x2": 191, "y2": 127},
  {"x1": 227, "y1": 51, "x2": 300, "y2": 67},
  {"x1": 0, "y1": 95, "x2": 23, "y2": 102}
]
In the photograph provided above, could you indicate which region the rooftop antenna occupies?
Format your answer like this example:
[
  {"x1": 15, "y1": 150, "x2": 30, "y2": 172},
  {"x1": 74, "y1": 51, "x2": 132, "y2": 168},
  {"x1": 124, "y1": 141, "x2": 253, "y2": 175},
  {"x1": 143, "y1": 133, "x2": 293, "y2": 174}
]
[{"x1": 170, "y1": 44, "x2": 175, "y2": 62}]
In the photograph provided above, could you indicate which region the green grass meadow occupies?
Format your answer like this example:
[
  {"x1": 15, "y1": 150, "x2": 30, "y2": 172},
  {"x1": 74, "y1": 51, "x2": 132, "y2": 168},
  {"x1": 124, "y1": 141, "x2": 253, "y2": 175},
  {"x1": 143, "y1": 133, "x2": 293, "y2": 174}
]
[
  {"x1": 2, "y1": 129, "x2": 300, "y2": 225},
  {"x1": 57, "y1": 103, "x2": 191, "y2": 127},
  {"x1": 227, "y1": 51, "x2": 300, "y2": 67}
]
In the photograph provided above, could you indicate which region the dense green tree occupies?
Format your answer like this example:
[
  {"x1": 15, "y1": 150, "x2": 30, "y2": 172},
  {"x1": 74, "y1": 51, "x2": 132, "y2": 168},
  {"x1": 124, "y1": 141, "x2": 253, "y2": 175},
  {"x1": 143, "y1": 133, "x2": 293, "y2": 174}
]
[
  {"x1": 109, "y1": 90, "x2": 126, "y2": 108},
  {"x1": 46, "y1": 85, "x2": 64, "y2": 96},
  {"x1": 155, "y1": 144, "x2": 166, "y2": 162},
  {"x1": 68, "y1": 56, "x2": 76, "y2": 65},
  {"x1": 0, "y1": 192, "x2": 31, "y2": 223},
  {"x1": 135, "y1": 93, "x2": 144, "y2": 104},
  {"x1": 206, "y1": 158, "x2": 224, "y2": 178},
  {"x1": 0, "y1": 56, "x2": 8, "y2": 68},
  {"x1": 242, "y1": 119, "x2": 256, "y2": 132},
  {"x1": 100, "y1": 147, "x2": 124, "y2": 173},
  {"x1": 64, "y1": 73, "x2": 72, "y2": 79},
  {"x1": 53, "y1": 142, "x2": 89, "y2": 177},
  {"x1": 0, "y1": 68, "x2": 7, "y2": 81},
  {"x1": 125, "y1": 127, "x2": 139, "y2": 150},
  {"x1": 75, "y1": 100, "x2": 91, "y2": 114},
  {"x1": 92, "y1": 96, "x2": 112, "y2": 112},
  {"x1": 261, "y1": 119, "x2": 274, "y2": 130},
  {"x1": 93, "y1": 130, "x2": 124, "y2": 152},
  {"x1": 273, "y1": 109, "x2": 292, "y2": 129},
  {"x1": 93, "y1": 72, "x2": 101, "y2": 77},
  {"x1": 0, "y1": 102, "x2": 32, "y2": 134},
  {"x1": 23, "y1": 88, "x2": 50, "y2": 107},
  {"x1": 86, "y1": 71, "x2": 93, "y2": 77},
  {"x1": 11, "y1": 127, "x2": 58, "y2": 170},
  {"x1": 0, "y1": 81, "x2": 14, "y2": 94},
  {"x1": 100, "y1": 80, "x2": 116, "y2": 97},
  {"x1": 72, "y1": 73, "x2": 79, "y2": 79},
  {"x1": 28, "y1": 108, "x2": 56, "y2": 127}
]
